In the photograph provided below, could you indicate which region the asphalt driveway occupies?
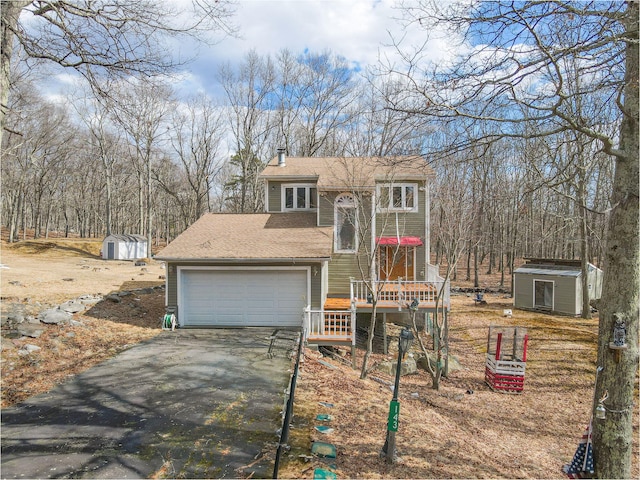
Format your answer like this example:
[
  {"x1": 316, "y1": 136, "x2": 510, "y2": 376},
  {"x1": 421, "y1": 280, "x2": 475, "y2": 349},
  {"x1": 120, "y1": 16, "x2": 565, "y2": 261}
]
[{"x1": 1, "y1": 328, "x2": 298, "y2": 479}]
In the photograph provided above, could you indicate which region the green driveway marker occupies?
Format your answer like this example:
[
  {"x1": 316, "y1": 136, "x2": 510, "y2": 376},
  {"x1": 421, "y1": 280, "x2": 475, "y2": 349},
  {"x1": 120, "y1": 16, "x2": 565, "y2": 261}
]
[{"x1": 387, "y1": 400, "x2": 400, "y2": 432}]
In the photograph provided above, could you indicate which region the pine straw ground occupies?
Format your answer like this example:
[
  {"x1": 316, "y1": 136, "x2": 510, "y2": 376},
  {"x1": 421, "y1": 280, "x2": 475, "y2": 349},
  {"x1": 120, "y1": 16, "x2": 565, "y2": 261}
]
[{"x1": 278, "y1": 296, "x2": 639, "y2": 479}]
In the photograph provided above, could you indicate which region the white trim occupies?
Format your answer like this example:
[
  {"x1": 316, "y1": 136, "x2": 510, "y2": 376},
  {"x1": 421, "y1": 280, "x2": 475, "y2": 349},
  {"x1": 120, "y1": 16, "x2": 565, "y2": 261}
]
[
  {"x1": 264, "y1": 182, "x2": 270, "y2": 212},
  {"x1": 281, "y1": 183, "x2": 318, "y2": 211},
  {"x1": 176, "y1": 265, "x2": 311, "y2": 327},
  {"x1": 376, "y1": 183, "x2": 419, "y2": 213},
  {"x1": 424, "y1": 181, "x2": 430, "y2": 276},
  {"x1": 334, "y1": 193, "x2": 358, "y2": 253},
  {"x1": 533, "y1": 278, "x2": 554, "y2": 310}
]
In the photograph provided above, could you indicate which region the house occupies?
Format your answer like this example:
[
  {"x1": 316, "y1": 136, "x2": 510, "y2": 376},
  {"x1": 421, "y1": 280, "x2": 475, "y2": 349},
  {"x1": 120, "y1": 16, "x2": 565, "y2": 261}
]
[
  {"x1": 513, "y1": 258, "x2": 603, "y2": 316},
  {"x1": 102, "y1": 234, "x2": 148, "y2": 260},
  {"x1": 156, "y1": 153, "x2": 450, "y2": 357}
]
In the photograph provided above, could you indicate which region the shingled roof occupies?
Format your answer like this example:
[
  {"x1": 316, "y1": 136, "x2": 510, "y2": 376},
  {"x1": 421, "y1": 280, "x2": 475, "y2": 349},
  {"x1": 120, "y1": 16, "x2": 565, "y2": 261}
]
[
  {"x1": 259, "y1": 155, "x2": 434, "y2": 189},
  {"x1": 155, "y1": 213, "x2": 333, "y2": 261}
]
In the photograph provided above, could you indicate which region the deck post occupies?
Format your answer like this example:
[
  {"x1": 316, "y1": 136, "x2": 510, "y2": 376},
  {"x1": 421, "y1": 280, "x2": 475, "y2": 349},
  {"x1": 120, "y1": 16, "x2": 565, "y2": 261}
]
[
  {"x1": 351, "y1": 307, "x2": 357, "y2": 369},
  {"x1": 382, "y1": 313, "x2": 388, "y2": 355}
]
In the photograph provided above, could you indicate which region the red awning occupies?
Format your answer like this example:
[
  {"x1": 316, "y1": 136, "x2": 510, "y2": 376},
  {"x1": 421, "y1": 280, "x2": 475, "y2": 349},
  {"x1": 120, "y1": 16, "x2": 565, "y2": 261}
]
[{"x1": 376, "y1": 236, "x2": 423, "y2": 246}]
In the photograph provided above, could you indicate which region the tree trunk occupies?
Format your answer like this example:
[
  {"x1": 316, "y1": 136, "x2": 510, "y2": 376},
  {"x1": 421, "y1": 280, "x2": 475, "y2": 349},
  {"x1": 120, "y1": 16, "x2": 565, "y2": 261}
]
[
  {"x1": 360, "y1": 307, "x2": 378, "y2": 379},
  {"x1": 592, "y1": 4, "x2": 639, "y2": 477},
  {"x1": 0, "y1": 1, "x2": 29, "y2": 145}
]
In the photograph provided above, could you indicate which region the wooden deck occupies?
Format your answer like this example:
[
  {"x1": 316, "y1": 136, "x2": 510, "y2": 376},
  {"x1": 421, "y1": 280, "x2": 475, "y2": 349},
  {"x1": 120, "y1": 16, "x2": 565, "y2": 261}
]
[
  {"x1": 323, "y1": 297, "x2": 352, "y2": 310},
  {"x1": 325, "y1": 282, "x2": 442, "y2": 312}
]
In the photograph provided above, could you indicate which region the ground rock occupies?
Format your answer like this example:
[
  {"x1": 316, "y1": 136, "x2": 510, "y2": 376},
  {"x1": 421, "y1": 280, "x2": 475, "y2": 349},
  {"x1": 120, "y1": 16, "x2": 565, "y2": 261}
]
[
  {"x1": 77, "y1": 294, "x2": 102, "y2": 306},
  {"x1": 18, "y1": 344, "x2": 41, "y2": 356},
  {"x1": 376, "y1": 357, "x2": 417, "y2": 376},
  {"x1": 39, "y1": 308, "x2": 72, "y2": 325},
  {"x1": 106, "y1": 294, "x2": 122, "y2": 303},
  {"x1": 416, "y1": 353, "x2": 463, "y2": 373},
  {"x1": 59, "y1": 300, "x2": 86, "y2": 314},
  {"x1": 17, "y1": 324, "x2": 44, "y2": 338}
]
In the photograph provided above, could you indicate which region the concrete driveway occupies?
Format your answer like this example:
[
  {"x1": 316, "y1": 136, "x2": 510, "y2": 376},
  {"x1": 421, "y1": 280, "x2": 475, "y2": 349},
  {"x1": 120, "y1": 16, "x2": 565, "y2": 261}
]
[{"x1": 1, "y1": 328, "x2": 298, "y2": 479}]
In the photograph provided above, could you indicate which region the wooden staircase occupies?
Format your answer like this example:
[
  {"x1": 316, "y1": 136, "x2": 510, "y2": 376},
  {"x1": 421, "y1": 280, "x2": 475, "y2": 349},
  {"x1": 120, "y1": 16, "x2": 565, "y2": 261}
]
[{"x1": 305, "y1": 298, "x2": 353, "y2": 345}]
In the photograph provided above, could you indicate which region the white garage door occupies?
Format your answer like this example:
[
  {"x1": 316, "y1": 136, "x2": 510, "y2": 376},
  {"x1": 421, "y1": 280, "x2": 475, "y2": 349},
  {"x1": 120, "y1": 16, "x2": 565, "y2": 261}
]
[{"x1": 179, "y1": 269, "x2": 308, "y2": 327}]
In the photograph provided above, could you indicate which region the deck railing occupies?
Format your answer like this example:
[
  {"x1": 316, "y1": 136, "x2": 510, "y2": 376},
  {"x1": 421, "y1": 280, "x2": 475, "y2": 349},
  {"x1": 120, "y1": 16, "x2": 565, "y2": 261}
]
[
  {"x1": 303, "y1": 307, "x2": 355, "y2": 344},
  {"x1": 350, "y1": 278, "x2": 451, "y2": 309}
]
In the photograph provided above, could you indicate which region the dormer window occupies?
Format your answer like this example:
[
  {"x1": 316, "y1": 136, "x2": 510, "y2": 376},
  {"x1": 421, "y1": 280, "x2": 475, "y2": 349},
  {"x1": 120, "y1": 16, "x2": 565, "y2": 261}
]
[
  {"x1": 282, "y1": 184, "x2": 317, "y2": 211},
  {"x1": 377, "y1": 183, "x2": 418, "y2": 212}
]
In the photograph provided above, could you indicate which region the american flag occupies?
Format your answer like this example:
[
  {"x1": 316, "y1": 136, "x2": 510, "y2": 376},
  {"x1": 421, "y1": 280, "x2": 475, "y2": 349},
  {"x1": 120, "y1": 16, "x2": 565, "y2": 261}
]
[{"x1": 563, "y1": 424, "x2": 594, "y2": 478}]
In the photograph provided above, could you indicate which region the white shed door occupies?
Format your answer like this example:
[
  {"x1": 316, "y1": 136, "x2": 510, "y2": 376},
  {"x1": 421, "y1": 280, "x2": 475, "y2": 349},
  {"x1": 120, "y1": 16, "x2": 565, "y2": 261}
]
[{"x1": 180, "y1": 269, "x2": 307, "y2": 327}]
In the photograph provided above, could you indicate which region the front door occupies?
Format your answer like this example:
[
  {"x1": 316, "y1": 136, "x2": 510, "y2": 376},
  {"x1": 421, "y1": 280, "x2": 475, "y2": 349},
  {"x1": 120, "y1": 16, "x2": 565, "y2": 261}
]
[{"x1": 379, "y1": 246, "x2": 415, "y2": 281}]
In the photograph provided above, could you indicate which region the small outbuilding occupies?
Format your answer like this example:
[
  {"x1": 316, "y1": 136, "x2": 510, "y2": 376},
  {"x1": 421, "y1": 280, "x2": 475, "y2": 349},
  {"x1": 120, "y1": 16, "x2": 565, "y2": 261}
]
[
  {"x1": 513, "y1": 258, "x2": 603, "y2": 316},
  {"x1": 102, "y1": 234, "x2": 148, "y2": 260}
]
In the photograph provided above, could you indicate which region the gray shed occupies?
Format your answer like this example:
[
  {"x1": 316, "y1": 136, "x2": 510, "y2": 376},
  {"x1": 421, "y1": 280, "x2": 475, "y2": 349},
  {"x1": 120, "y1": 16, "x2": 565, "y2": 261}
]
[
  {"x1": 102, "y1": 234, "x2": 148, "y2": 260},
  {"x1": 513, "y1": 258, "x2": 603, "y2": 316}
]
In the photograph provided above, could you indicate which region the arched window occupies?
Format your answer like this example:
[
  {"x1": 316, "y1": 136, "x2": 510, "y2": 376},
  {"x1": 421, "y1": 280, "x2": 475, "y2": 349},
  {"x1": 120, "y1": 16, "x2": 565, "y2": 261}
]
[{"x1": 335, "y1": 194, "x2": 357, "y2": 253}]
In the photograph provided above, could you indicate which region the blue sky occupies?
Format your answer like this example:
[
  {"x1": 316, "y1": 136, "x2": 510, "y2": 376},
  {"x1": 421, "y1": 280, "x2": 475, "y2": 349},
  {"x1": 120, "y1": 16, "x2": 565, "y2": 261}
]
[
  {"x1": 168, "y1": 0, "x2": 452, "y2": 98},
  {"x1": 31, "y1": 0, "x2": 460, "y2": 103}
]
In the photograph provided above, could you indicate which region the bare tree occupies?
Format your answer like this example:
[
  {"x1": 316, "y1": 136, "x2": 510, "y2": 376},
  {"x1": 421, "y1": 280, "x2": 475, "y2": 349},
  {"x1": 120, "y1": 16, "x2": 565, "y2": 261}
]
[
  {"x1": 108, "y1": 77, "x2": 173, "y2": 249},
  {"x1": 419, "y1": 155, "x2": 475, "y2": 389},
  {"x1": 218, "y1": 50, "x2": 277, "y2": 212},
  {"x1": 160, "y1": 94, "x2": 226, "y2": 225},
  {"x1": 1, "y1": 0, "x2": 237, "y2": 144},
  {"x1": 273, "y1": 49, "x2": 358, "y2": 157},
  {"x1": 391, "y1": 2, "x2": 638, "y2": 477}
]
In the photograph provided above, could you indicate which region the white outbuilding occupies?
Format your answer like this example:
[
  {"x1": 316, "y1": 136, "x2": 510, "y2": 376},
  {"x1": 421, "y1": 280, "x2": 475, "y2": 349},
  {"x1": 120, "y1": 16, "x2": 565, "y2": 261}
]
[{"x1": 102, "y1": 234, "x2": 148, "y2": 260}]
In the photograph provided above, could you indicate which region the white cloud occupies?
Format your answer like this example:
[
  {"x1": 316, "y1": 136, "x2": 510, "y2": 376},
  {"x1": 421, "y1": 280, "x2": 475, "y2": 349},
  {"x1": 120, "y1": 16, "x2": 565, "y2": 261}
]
[{"x1": 179, "y1": 0, "x2": 448, "y2": 95}]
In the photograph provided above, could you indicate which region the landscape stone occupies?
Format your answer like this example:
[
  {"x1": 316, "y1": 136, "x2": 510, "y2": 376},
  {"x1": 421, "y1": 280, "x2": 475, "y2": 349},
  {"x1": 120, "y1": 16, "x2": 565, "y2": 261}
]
[
  {"x1": 77, "y1": 294, "x2": 102, "y2": 305},
  {"x1": 59, "y1": 300, "x2": 86, "y2": 313},
  {"x1": 106, "y1": 294, "x2": 122, "y2": 303},
  {"x1": 376, "y1": 357, "x2": 417, "y2": 376},
  {"x1": 17, "y1": 324, "x2": 44, "y2": 338},
  {"x1": 39, "y1": 308, "x2": 72, "y2": 325},
  {"x1": 416, "y1": 353, "x2": 462, "y2": 373},
  {"x1": 18, "y1": 344, "x2": 42, "y2": 355}
]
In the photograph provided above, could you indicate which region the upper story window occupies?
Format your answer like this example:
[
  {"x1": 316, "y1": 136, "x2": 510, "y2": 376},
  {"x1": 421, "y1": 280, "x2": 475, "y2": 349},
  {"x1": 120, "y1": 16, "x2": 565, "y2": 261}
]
[
  {"x1": 377, "y1": 183, "x2": 418, "y2": 212},
  {"x1": 282, "y1": 184, "x2": 317, "y2": 211},
  {"x1": 335, "y1": 193, "x2": 357, "y2": 253}
]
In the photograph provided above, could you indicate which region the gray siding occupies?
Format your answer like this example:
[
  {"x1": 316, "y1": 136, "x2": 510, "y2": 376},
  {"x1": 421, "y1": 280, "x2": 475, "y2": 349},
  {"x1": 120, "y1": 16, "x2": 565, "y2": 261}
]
[
  {"x1": 323, "y1": 184, "x2": 429, "y2": 295},
  {"x1": 514, "y1": 273, "x2": 533, "y2": 309},
  {"x1": 553, "y1": 276, "x2": 578, "y2": 314},
  {"x1": 514, "y1": 272, "x2": 580, "y2": 315},
  {"x1": 327, "y1": 253, "x2": 367, "y2": 296},
  {"x1": 318, "y1": 191, "x2": 336, "y2": 226},
  {"x1": 266, "y1": 181, "x2": 283, "y2": 212}
]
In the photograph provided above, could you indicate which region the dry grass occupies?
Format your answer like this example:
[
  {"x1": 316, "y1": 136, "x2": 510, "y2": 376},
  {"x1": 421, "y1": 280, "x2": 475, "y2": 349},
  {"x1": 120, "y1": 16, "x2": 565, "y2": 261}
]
[
  {"x1": 1, "y1": 238, "x2": 637, "y2": 478},
  {"x1": 1, "y1": 289, "x2": 164, "y2": 407},
  {"x1": 278, "y1": 295, "x2": 639, "y2": 479}
]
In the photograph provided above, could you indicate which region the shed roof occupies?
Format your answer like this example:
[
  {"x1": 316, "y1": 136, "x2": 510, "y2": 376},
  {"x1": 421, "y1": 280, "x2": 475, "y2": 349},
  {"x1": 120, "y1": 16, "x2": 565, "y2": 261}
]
[
  {"x1": 155, "y1": 213, "x2": 333, "y2": 261},
  {"x1": 514, "y1": 266, "x2": 582, "y2": 277},
  {"x1": 513, "y1": 260, "x2": 601, "y2": 277},
  {"x1": 515, "y1": 259, "x2": 602, "y2": 277},
  {"x1": 104, "y1": 234, "x2": 147, "y2": 243},
  {"x1": 260, "y1": 156, "x2": 434, "y2": 189}
]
